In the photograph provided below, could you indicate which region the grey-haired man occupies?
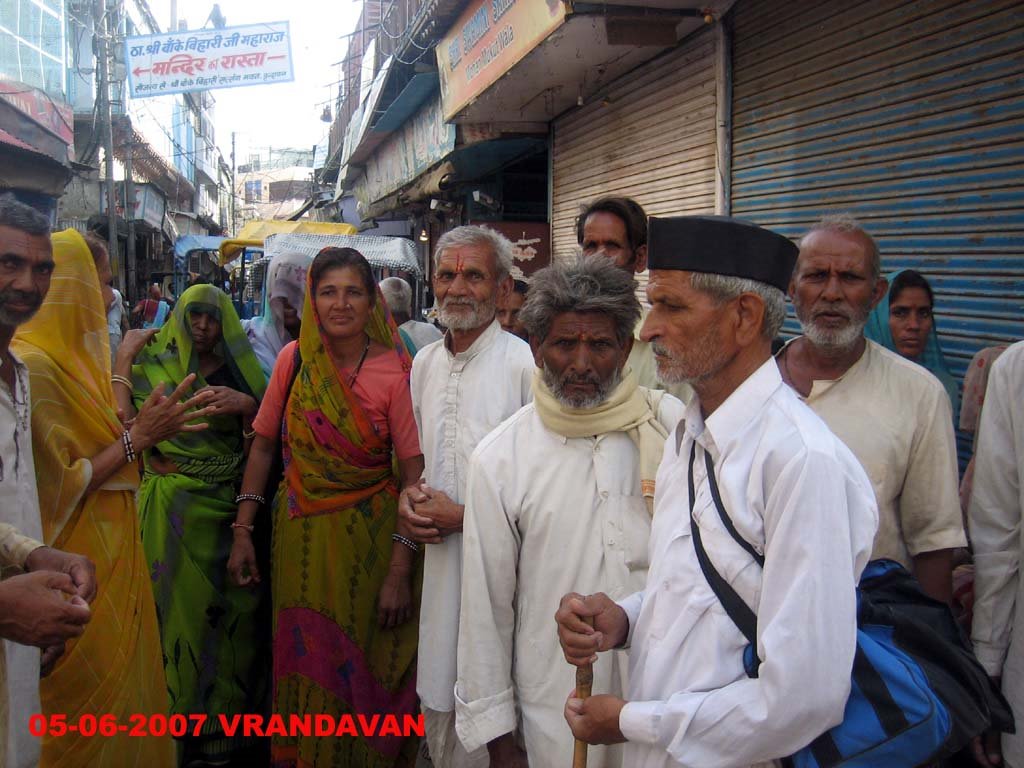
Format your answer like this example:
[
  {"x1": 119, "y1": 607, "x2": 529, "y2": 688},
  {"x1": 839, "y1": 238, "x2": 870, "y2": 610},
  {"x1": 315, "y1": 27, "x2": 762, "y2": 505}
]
[
  {"x1": 399, "y1": 225, "x2": 534, "y2": 767},
  {"x1": 456, "y1": 255, "x2": 683, "y2": 768}
]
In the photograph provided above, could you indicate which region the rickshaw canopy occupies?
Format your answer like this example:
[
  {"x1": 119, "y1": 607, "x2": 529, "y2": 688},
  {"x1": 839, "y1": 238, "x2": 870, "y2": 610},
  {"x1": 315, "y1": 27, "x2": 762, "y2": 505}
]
[
  {"x1": 262, "y1": 232, "x2": 423, "y2": 276},
  {"x1": 217, "y1": 221, "x2": 359, "y2": 264},
  {"x1": 173, "y1": 235, "x2": 224, "y2": 273},
  {"x1": 217, "y1": 239, "x2": 264, "y2": 265}
]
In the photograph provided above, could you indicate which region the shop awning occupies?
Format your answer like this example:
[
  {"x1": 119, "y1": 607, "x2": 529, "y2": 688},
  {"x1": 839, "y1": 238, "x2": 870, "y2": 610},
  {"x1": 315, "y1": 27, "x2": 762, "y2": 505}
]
[
  {"x1": 0, "y1": 128, "x2": 72, "y2": 196},
  {"x1": 332, "y1": 67, "x2": 442, "y2": 202},
  {"x1": 0, "y1": 128, "x2": 40, "y2": 153},
  {"x1": 351, "y1": 133, "x2": 546, "y2": 219},
  {"x1": 373, "y1": 72, "x2": 440, "y2": 133},
  {"x1": 438, "y1": 0, "x2": 735, "y2": 124}
]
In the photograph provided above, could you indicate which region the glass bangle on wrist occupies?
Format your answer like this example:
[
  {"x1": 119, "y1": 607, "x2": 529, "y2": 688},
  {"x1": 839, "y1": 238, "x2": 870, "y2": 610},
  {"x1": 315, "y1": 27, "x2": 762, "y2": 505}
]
[
  {"x1": 391, "y1": 533, "x2": 420, "y2": 553},
  {"x1": 122, "y1": 429, "x2": 137, "y2": 463},
  {"x1": 234, "y1": 493, "x2": 265, "y2": 506},
  {"x1": 230, "y1": 521, "x2": 255, "y2": 532}
]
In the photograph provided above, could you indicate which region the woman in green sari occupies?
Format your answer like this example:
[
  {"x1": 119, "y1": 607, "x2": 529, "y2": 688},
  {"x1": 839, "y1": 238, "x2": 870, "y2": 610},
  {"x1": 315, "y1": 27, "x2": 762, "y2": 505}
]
[{"x1": 112, "y1": 284, "x2": 269, "y2": 766}]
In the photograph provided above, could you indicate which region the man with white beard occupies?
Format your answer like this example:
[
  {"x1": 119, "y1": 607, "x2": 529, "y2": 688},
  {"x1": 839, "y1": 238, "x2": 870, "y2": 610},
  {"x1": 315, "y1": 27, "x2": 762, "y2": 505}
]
[
  {"x1": 555, "y1": 215, "x2": 877, "y2": 768},
  {"x1": 455, "y1": 256, "x2": 684, "y2": 768},
  {"x1": 775, "y1": 214, "x2": 965, "y2": 603},
  {"x1": 399, "y1": 225, "x2": 534, "y2": 767}
]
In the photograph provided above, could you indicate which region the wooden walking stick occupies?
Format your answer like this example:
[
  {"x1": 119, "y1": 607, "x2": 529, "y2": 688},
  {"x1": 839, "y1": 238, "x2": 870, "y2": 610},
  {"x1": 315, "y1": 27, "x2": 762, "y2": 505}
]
[{"x1": 572, "y1": 615, "x2": 595, "y2": 768}]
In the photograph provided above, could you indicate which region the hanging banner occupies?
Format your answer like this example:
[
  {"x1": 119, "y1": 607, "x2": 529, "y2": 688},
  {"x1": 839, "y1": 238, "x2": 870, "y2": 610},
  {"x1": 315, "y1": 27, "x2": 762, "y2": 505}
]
[
  {"x1": 124, "y1": 21, "x2": 294, "y2": 98},
  {"x1": 436, "y1": 0, "x2": 566, "y2": 121}
]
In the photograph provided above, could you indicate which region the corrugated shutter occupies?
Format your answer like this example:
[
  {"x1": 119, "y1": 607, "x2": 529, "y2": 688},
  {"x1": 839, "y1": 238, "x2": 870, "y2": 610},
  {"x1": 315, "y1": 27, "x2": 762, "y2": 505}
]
[
  {"x1": 731, "y1": 0, "x2": 1024, "y2": 463},
  {"x1": 551, "y1": 27, "x2": 719, "y2": 297}
]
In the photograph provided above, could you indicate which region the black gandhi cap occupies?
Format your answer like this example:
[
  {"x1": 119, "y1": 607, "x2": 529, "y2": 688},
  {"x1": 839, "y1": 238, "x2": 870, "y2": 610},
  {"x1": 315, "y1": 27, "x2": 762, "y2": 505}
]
[{"x1": 647, "y1": 215, "x2": 798, "y2": 292}]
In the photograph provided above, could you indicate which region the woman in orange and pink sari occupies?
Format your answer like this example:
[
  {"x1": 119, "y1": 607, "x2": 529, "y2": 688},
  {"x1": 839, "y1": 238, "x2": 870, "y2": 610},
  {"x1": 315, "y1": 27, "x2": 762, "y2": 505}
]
[{"x1": 229, "y1": 247, "x2": 424, "y2": 767}]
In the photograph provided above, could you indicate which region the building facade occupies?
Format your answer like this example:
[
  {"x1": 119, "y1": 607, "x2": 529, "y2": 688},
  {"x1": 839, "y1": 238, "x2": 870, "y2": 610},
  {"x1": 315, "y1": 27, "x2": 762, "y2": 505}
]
[
  {"x1": 58, "y1": 0, "x2": 228, "y2": 301},
  {"x1": 323, "y1": 0, "x2": 1023, "y2": 460},
  {"x1": 0, "y1": 0, "x2": 75, "y2": 215}
]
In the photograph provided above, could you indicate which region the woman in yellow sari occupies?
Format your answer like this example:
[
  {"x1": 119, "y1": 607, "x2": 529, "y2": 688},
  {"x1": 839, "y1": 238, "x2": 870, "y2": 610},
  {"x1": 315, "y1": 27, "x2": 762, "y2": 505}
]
[{"x1": 13, "y1": 229, "x2": 212, "y2": 767}]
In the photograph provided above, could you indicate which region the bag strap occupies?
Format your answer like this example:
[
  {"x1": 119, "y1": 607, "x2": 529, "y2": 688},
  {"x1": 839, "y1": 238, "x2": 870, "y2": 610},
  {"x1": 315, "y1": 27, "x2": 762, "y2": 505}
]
[
  {"x1": 688, "y1": 442, "x2": 760, "y2": 647},
  {"x1": 703, "y1": 448, "x2": 765, "y2": 568}
]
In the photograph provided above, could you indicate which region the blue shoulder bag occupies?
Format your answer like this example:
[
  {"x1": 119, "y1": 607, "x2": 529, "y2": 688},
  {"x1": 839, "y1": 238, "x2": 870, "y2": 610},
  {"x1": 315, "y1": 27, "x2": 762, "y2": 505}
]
[{"x1": 686, "y1": 443, "x2": 1014, "y2": 767}]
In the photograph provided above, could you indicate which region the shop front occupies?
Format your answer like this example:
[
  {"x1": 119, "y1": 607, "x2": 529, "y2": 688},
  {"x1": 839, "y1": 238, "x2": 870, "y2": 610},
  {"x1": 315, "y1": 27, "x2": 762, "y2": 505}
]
[{"x1": 0, "y1": 81, "x2": 75, "y2": 215}]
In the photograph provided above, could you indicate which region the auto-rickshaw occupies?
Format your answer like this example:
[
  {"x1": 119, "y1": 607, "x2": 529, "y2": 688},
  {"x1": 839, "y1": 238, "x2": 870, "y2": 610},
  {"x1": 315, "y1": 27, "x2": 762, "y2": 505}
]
[
  {"x1": 233, "y1": 231, "x2": 424, "y2": 329},
  {"x1": 215, "y1": 221, "x2": 361, "y2": 318}
]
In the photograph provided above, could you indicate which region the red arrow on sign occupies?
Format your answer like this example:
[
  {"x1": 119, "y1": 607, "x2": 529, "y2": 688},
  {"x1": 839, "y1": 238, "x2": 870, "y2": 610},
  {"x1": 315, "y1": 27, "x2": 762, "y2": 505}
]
[{"x1": 133, "y1": 67, "x2": 151, "y2": 76}]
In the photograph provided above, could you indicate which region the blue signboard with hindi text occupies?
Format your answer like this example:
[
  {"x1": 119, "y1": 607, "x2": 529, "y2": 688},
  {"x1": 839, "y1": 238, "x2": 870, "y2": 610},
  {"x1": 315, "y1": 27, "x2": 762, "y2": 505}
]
[{"x1": 125, "y1": 21, "x2": 294, "y2": 99}]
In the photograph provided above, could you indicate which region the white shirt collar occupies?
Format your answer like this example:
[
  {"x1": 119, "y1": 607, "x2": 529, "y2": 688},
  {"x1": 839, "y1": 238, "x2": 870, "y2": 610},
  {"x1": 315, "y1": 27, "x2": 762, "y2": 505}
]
[
  {"x1": 679, "y1": 357, "x2": 783, "y2": 456},
  {"x1": 444, "y1": 318, "x2": 502, "y2": 362}
]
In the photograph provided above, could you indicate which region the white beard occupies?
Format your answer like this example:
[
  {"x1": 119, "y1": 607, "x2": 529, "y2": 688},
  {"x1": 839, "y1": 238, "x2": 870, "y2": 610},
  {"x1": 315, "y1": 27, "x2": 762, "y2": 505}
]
[
  {"x1": 437, "y1": 295, "x2": 497, "y2": 332},
  {"x1": 798, "y1": 315, "x2": 867, "y2": 351}
]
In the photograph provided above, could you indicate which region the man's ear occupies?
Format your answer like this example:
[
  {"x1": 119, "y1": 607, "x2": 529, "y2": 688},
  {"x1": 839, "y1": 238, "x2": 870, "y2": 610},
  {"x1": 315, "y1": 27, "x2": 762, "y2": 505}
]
[
  {"x1": 634, "y1": 245, "x2": 648, "y2": 275},
  {"x1": 787, "y1": 252, "x2": 805, "y2": 299},
  {"x1": 529, "y1": 335, "x2": 545, "y2": 369},
  {"x1": 870, "y1": 276, "x2": 889, "y2": 310},
  {"x1": 734, "y1": 293, "x2": 767, "y2": 347}
]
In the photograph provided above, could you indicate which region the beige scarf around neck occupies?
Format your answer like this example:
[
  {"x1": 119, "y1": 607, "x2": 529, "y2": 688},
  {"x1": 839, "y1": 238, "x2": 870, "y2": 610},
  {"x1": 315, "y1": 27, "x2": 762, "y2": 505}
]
[{"x1": 532, "y1": 367, "x2": 669, "y2": 514}]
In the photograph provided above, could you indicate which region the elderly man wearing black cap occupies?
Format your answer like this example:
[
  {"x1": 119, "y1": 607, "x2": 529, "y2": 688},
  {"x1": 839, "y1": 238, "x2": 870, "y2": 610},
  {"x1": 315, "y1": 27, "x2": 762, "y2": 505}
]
[{"x1": 555, "y1": 215, "x2": 879, "y2": 768}]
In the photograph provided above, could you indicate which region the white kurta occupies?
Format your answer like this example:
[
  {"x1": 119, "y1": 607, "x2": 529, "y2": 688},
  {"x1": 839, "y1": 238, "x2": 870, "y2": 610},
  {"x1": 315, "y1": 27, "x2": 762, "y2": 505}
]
[
  {"x1": 787, "y1": 339, "x2": 966, "y2": 565},
  {"x1": 455, "y1": 395, "x2": 685, "y2": 768},
  {"x1": 969, "y1": 339, "x2": 1024, "y2": 768},
  {"x1": 0, "y1": 352, "x2": 43, "y2": 768},
  {"x1": 618, "y1": 359, "x2": 878, "y2": 768},
  {"x1": 411, "y1": 319, "x2": 535, "y2": 713}
]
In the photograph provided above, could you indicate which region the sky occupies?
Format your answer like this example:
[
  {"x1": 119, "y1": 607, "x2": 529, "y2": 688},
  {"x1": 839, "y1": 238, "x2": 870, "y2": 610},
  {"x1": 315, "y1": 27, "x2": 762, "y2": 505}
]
[{"x1": 145, "y1": 0, "x2": 364, "y2": 164}]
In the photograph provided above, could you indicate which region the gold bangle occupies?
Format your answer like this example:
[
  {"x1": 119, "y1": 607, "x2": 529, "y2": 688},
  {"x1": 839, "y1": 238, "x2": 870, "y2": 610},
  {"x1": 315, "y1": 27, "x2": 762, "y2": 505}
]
[
  {"x1": 111, "y1": 374, "x2": 134, "y2": 392},
  {"x1": 242, "y1": 427, "x2": 257, "y2": 440}
]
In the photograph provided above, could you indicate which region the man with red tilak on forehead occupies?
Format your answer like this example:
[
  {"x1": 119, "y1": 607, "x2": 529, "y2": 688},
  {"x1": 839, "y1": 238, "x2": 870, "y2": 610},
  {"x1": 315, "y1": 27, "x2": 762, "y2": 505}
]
[{"x1": 399, "y1": 225, "x2": 534, "y2": 767}]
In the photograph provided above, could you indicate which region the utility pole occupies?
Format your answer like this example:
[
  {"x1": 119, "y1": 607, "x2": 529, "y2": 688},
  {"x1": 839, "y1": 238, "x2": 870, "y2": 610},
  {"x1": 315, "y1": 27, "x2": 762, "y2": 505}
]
[
  {"x1": 230, "y1": 131, "x2": 236, "y2": 236},
  {"x1": 95, "y1": 0, "x2": 120, "y2": 292},
  {"x1": 125, "y1": 140, "x2": 137, "y2": 303}
]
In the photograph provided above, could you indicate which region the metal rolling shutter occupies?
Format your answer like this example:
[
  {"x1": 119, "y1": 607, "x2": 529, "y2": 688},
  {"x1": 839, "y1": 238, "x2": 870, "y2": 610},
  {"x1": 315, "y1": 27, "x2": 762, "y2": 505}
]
[
  {"x1": 731, "y1": 0, "x2": 1024, "y2": 462},
  {"x1": 551, "y1": 27, "x2": 719, "y2": 297}
]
